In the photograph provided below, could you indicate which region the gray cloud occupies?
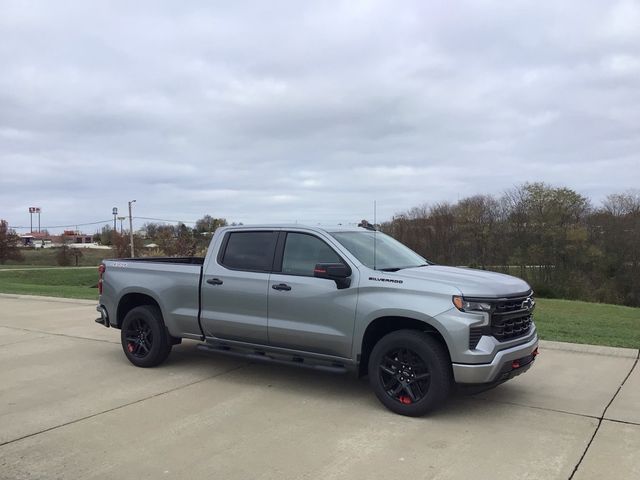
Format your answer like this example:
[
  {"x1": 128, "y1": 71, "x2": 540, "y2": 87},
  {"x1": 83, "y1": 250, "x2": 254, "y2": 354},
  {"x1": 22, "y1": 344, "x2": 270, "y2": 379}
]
[{"x1": 1, "y1": 0, "x2": 639, "y2": 231}]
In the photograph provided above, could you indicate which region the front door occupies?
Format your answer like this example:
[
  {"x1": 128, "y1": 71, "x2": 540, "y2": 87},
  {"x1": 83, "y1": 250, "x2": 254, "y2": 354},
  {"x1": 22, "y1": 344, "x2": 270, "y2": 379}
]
[{"x1": 267, "y1": 231, "x2": 358, "y2": 358}]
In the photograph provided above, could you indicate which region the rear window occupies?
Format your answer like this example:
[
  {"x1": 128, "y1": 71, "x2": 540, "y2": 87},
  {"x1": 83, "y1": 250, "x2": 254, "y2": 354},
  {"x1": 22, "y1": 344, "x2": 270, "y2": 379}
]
[{"x1": 220, "y1": 231, "x2": 277, "y2": 272}]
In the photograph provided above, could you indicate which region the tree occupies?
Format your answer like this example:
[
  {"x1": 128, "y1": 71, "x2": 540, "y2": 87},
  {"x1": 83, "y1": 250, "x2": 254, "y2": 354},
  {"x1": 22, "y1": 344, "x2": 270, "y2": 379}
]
[
  {"x1": 382, "y1": 183, "x2": 640, "y2": 306},
  {"x1": 56, "y1": 243, "x2": 73, "y2": 266},
  {"x1": 194, "y1": 215, "x2": 227, "y2": 234},
  {"x1": 111, "y1": 231, "x2": 144, "y2": 258},
  {"x1": 56, "y1": 244, "x2": 84, "y2": 266},
  {"x1": 0, "y1": 220, "x2": 24, "y2": 264}
]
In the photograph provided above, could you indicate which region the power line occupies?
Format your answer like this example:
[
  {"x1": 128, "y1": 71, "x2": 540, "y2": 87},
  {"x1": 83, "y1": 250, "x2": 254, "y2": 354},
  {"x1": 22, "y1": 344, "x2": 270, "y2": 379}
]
[
  {"x1": 8, "y1": 217, "x2": 200, "y2": 230},
  {"x1": 8, "y1": 219, "x2": 114, "y2": 230},
  {"x1": 134, "y1": 216, "x2": 198, "y2": 224}
]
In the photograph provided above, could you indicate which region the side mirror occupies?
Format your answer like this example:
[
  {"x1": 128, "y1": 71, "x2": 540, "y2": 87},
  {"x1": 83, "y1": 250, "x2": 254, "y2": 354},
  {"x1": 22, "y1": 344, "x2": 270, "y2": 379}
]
[{"x1": 314, "y1": 263, "x2": 352, "y2": 289}]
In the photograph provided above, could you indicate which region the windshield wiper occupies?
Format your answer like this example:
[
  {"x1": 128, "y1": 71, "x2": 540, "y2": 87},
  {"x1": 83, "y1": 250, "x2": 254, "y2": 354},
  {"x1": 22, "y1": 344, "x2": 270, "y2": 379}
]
[{"x1": 379, "y1": 264, "x2": 430, "y2": 272}]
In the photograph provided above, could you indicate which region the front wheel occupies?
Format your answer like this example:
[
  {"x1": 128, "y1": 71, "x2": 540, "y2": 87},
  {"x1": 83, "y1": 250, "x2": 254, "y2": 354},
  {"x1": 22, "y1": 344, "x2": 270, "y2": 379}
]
[
  {"x1": 368, "y1": 330, "x2": 452, "y2": 416},
  {"x1": 120, "y1": 305, "x2": 172, "y2": 367}
]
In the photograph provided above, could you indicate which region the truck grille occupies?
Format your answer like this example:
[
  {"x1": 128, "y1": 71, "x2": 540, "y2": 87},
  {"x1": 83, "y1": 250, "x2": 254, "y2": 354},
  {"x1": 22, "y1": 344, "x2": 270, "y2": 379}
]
[
  {"x1": 467, "y1": 292, "x2": 534, "y2": 349},
  {"x1": 491, "y1": 313, "x2": 533, "y2": 341},
  {"x1": 491, "y1": 294, "x2": 534, "y2": 341}
]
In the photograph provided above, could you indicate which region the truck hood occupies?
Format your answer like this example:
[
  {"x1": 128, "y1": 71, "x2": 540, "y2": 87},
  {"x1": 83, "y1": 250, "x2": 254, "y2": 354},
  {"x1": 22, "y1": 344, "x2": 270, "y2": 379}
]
[{"x1": 394, "y1": 265, "x2": 531, "y2": 297}]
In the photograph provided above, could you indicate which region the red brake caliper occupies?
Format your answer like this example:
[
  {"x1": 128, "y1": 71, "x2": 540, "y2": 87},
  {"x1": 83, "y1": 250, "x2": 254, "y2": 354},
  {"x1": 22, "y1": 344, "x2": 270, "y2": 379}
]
[
  {"x1": 127, "y1": 343, "x2": 135, "y2": 353},
  {"x1": 399, "y1": 395, "x2": 412, "y2": 405}
]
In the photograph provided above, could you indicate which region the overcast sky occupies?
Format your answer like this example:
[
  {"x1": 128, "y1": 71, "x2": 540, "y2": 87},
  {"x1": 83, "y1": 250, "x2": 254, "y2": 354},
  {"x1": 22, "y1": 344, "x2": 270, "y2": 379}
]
[{"x1": 1, "y1": 0, "x2": 639, "y2": 232}]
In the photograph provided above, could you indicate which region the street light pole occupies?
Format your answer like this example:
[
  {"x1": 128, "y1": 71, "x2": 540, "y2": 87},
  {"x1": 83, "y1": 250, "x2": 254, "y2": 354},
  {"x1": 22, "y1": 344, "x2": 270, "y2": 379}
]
[
  {"x1": 128, "y1": 200, "x2": 136, "y2": 258},
  {"x1": 112, "y1": 207, "x2": 118, "y2": 231}
]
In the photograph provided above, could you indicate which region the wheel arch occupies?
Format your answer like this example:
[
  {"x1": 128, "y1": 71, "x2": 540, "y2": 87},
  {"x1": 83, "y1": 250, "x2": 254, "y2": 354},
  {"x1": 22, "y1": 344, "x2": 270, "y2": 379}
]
[
  {"x1": 358, "y1": 316, "x2": 451, "y2": 377},
  {"x1": 116, "y1": 292, "x2": 162, "y2": 329}
]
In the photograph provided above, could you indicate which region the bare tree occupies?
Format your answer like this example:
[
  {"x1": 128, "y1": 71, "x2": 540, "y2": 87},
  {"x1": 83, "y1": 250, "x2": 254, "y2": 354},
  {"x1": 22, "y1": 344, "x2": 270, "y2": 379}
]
[{"x1": 0, "y1": 220, "x2": 24, "y2": 264}]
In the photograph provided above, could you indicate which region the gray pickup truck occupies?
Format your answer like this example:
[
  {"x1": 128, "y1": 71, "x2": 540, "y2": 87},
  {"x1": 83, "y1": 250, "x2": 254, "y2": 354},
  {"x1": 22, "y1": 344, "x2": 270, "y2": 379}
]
[{"x1": 96, "y1": 224, "x2": 538, "y2": 416}]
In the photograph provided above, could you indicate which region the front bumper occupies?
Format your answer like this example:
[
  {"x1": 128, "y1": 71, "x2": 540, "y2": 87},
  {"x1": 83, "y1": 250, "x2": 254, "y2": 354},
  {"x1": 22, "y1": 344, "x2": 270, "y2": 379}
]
[{"x1": 452, "y1": 334, "x2": 538, "y2": 384}]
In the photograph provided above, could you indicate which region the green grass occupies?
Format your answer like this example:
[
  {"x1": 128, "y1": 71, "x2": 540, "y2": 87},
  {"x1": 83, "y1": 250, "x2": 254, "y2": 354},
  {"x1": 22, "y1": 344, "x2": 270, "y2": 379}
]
[
  {"x1": 1, "y1": 247, "x2": 112, "y2": 267},
  {"x1": 534, "y1": 298, "x2": 640, "y2": 349},
  {"x1": 0, "y1": 267, "x2": 637, "y2": 349},
  {"x1": 0, "y1": 268, "x2": 99, "y2": 300},
  {"x1": 0, "y1": 265, "x2": 56, "y2": 270}
]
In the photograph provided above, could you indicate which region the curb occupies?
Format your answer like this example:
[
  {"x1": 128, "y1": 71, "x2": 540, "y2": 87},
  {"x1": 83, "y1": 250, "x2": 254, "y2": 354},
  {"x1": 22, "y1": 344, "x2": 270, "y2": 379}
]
[
  {"x1": 0, "y1": 293, "x2": 96, "y2": 306},
  {"x1": 539, "y1": 339, "x2": 639, "y2": 359}
]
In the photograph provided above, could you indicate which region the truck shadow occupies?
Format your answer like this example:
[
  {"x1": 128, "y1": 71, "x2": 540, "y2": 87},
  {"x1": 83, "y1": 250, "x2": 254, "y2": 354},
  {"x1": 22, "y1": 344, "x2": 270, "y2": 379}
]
[{"x1": 165, "y1": 341, "x2": 497, "y2": 419}]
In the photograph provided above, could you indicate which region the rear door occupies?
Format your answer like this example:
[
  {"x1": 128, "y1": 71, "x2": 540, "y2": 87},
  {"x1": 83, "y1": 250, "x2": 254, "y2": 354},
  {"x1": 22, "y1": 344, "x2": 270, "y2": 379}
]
[
  {"x1": 267, "y1": 231, "x2": 358, "y2": 358},
  {"x1": 200, "y1": 230, "x2": 278, "y2": 344}
]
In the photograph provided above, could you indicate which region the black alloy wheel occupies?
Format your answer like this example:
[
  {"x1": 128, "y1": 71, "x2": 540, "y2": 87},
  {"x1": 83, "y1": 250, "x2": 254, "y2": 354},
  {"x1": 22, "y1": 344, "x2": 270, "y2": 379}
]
[
  {"x1": 368, "y1": 330, "x2": 452, "y2": 416},
  {"x1": 120, "y1": 305, "x2": 172, "y2": 367},
  {"x1": 379, "y1": 347, "x2": 431, "y2": 405},
  {"x1": 123, "y1": 316, "x2": 153, "y2": 359}
]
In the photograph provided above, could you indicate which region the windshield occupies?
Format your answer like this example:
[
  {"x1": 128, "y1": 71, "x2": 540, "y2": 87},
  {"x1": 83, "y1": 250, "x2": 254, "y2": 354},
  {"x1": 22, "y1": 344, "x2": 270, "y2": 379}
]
[{"x1": 330, "y1": 231, "x2": 429, "y2": 270}]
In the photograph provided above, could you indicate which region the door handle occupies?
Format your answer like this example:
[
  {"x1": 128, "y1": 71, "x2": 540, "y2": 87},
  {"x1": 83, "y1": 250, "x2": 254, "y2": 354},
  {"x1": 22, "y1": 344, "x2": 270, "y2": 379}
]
[
  {"x1": 272, "y1": 283, "x2": 292, "y2": 291},
  {"x1": 206, "y1": 278, "x2": 223, "y2": 286}
]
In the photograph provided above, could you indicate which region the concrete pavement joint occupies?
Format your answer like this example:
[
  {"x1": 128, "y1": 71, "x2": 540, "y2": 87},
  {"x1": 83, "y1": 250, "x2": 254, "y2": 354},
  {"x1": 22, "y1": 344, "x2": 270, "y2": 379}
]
[
  {"x1": 0, "y1": 324, "x2": 120, "y2": 345},
  {"x1": 0, "y1": 362, "x2": 250, "y2": 448},
  {"x1": 469, "y1": 395, "x2": 601, "y2": 422},
  {"x1": 604, "y1": 417, "x2": 640, "y2": 427},
  {"x1": 568, "y1": 349, "x2": 639, "y2": 480},
  {"x1": 0, "y1": 293, "x2": 96, "y2": 305},
  {"x1": 0, "y1": 334, "x2": 49, "y2": 348}
]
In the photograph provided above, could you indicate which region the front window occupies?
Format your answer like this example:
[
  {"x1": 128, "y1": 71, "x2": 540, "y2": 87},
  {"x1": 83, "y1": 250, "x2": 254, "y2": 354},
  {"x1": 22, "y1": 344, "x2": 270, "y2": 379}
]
[
  {"x1": 330, "y1": 231, "x2": 429, "y2": 271},
  {"x1": 281, "y1": 232, "x2": 343, "y2": 276}
]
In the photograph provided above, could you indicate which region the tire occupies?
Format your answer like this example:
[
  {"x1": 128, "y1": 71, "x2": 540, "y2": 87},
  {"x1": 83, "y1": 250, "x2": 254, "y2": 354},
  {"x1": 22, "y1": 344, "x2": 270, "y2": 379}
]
[
  {"x1": 368, "y1": 330, "x2": 452, "y2": 417},
  {"x1": 120, "y1": 305, "x2": 172, "y2": 368}
]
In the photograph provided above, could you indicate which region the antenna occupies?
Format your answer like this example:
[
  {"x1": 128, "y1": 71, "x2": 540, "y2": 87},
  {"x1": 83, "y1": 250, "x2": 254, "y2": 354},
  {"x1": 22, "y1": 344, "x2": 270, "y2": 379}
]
[{"x1": 373, "y1": 200, "x2": 377, "y2": 270}]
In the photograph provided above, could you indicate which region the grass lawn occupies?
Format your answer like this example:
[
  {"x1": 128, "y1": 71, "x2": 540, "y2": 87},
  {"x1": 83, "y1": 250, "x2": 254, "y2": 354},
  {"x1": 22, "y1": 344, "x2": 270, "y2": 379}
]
[
  {"x1": 0, "y1": 268, "x2": 99, "y2": 300},
  {"x1": 1, "y1": 247, "x2": 112, "y2": 268},
  {"x1": 0, "y1": 268, "x2": 637, "y2": 349},
  {"x1": 534, "y1": 298, "x2": 640, "y2": 349}
]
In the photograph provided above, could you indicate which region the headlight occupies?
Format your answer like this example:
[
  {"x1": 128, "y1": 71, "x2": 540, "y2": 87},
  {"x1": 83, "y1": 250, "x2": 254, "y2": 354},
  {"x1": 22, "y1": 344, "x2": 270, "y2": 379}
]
[{"x1": 452, "y1": 296, "x2": 492, "y2": 312}]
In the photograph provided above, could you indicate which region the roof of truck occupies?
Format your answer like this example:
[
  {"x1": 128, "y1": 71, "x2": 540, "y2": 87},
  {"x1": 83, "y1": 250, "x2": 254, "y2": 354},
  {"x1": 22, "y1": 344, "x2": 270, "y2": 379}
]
[{"x1": 221, "y1": 224, "x2": 373, "y2": 233}]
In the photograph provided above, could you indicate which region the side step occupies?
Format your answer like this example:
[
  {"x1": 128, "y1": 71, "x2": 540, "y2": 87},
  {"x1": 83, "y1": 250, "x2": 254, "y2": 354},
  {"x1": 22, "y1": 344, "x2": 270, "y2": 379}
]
[{"x1": 196, "y1": 344, "x2": 348, "y2": 374}]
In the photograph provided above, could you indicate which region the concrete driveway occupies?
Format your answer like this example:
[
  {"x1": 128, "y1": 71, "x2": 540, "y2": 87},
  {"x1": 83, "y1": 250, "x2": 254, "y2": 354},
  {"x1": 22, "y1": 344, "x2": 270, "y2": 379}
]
[{"x1": 0, "y1": 295, "x2": 638, "y2": 480}]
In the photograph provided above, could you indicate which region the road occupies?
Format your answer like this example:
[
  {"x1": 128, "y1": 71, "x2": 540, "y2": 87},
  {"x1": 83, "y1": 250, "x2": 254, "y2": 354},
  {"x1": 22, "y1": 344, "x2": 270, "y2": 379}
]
[{"x1": 0, "y1": 294, "x2": 638, "y2": 479}]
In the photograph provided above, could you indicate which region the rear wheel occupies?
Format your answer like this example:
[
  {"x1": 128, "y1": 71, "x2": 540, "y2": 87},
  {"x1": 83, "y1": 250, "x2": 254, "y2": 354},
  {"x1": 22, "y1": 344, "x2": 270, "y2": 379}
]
[
  {"x1": 120, "y1": 305, "x2": 172, "y2": 367},
  {"x1": 368, "y1": 330, "x2": 452, "y2": 416}
]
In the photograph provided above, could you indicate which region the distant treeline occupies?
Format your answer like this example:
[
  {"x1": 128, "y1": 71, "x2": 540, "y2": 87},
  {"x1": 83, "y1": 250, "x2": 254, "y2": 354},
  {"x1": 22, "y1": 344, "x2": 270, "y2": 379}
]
[
  {"x1": 96, "y1": 215, "x2": 230, "y2": 258},
  {"x1": 381, "y1": 183, "x2": 640, "y2": 307}
]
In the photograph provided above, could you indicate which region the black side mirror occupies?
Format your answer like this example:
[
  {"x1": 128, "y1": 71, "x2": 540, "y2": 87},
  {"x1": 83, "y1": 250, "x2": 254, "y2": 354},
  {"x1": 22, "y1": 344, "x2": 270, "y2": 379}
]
[{"x1": 314, "y1": 263, "x2": 352, "y2": 289}]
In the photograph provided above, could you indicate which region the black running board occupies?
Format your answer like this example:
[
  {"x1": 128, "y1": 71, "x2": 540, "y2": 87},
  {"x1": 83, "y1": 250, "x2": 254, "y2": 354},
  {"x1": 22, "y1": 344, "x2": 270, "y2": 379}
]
[{"x1": 196, "y1": 343, "x2": 348, "y2": 374}]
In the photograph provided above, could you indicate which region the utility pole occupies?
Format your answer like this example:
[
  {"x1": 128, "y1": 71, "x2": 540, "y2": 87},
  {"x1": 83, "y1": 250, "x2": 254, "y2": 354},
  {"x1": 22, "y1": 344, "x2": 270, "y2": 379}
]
[
  {"x1": 112, "y1": 207, "x2": 118, "y2": 231},
  {"x1": 128, "y1": 200, "x2": 136, "y2": 258}
]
